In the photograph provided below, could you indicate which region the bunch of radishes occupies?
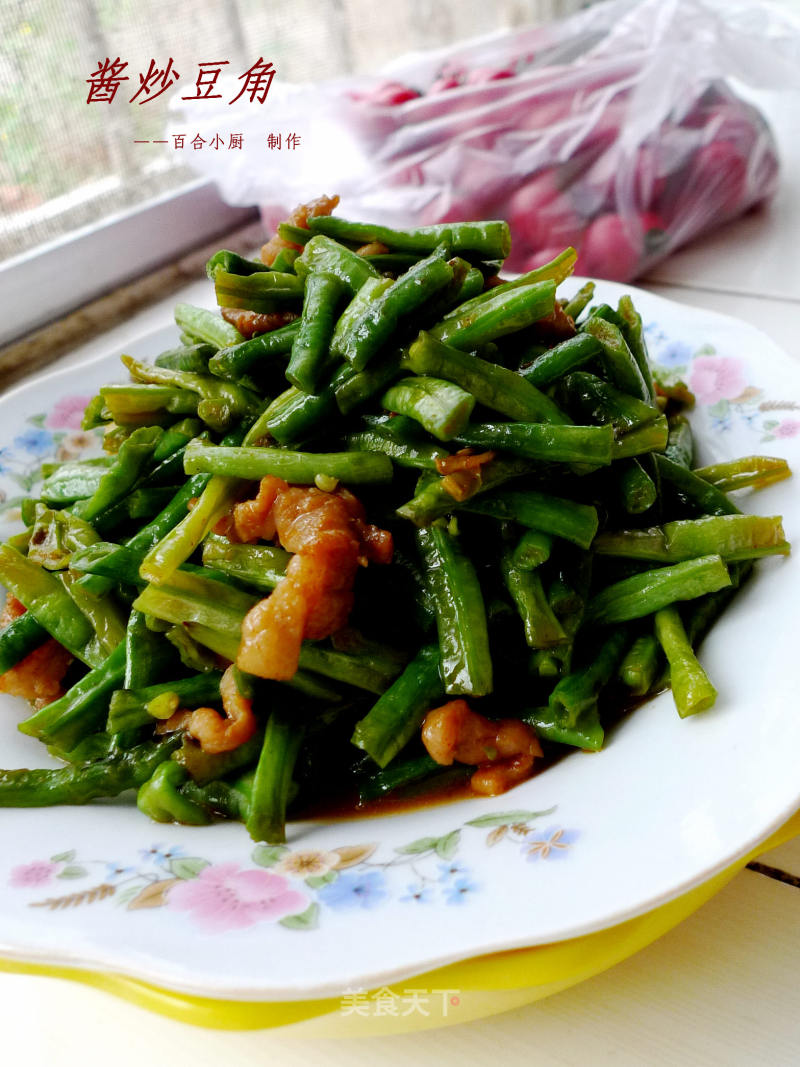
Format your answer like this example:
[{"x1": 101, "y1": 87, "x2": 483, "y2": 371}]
[{"x1": 343, "y1": 66, "x2": 778, "y2": 281}]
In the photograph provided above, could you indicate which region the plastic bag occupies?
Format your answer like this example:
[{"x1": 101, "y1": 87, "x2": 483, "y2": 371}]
[{"x1": 176, "y1": 0, "x2": 800, "y2": 281}]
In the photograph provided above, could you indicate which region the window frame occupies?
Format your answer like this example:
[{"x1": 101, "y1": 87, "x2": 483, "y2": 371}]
[{"x1": 0, "y1": 180, "x2": 258, "y2": 350}]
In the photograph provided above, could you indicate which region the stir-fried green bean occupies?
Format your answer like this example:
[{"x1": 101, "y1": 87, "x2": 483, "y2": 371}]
[{"x1": 0, "y1": 207, "x2": 791, "y2": 842}]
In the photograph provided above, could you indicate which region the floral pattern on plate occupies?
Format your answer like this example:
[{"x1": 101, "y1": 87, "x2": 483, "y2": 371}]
[
  {"x1": 0, "y1": 397, "x2": 102, "y2": 524},
  {"x1": 645, "y1": 327, "x2": 800, "y2": 442},
  {"x1": 7, "y1": 808, "x2": 576, "y2": 934}
]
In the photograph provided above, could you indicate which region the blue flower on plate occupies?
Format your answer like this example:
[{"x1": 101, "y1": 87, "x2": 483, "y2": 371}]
[
  {"x1": 522, "y1": 827, "x2": 579, "y2": 861},
  {"x1": 444, "y1": 876, "x2": 478, "y2": 905},
  {"x1": 644, "y1": 322, "x2": 668, "y2": 346},
  {"x1": 138, "y1": 843, "x2": 186, "y2": 867},
  {"x1": 13, "y1": 427, "x2": 53, "y2": 458},
  {"x1": 437, "y1": 861, "x2": 468, "y2": 882},
  {"x1": 0, "y1": 447, "x2": 12, "y2": 474},
  {"x1": 710, "y1": 412, "x2": 732, "y2": 433},
  {"x1": 105, "y1": 862, "x2": 136, "y2": 881},
  {"x1": 400, "y1": 883, "x2": 433, "y2": 905},
  {"x1": 318, "y1": 870, "x2": 387, "y2": 910},
  {"x1": 654, "y1": 339, "x2": 692, "y2": 368}
]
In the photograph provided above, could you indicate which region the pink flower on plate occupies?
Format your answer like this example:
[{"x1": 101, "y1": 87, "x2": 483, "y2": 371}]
[
  {"x1": 689, "y1": 356, "x2": 747, "y2": 406},
  {"x1": 9, "y1": 860, "x2": 60, "y2": 888},
  {"x1": 774, "y1": 419, "x2": 800, "y2": 438},
  {"x1": 168, "y1": 863, "x2": 308, "y2": 932},
  {"x1": 46, "y1": 395, "x2": 92, "y2": 430}
]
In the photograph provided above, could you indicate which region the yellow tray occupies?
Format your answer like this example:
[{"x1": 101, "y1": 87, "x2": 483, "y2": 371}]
[{"x1": 2, "y1": 809, "x2": 797, "y2": 1035}]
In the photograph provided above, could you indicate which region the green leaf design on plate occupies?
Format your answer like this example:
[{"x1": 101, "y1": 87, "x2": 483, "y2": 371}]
[
  {"x1": 653, "y1": 364, "x2": 688, "y2": 383},
  {"x1": 58, "y1": 865, "x2": 88, "y2": 879},
  {"x1": 305, "y1": 871, "x2": 337, "y2": 890},
  {"x1": 51, "y1": 850, "x2": 76, "y2": 863},
  {"x1": 707, "y1": 399, "x2": 729, "y2": 419},
  {"x1": 693, "y1": 343, "x2": 716, "y2": 358},
  {"x1": 9, "y1": 472, "x2": 36, "y2": 492},
  {"x1": 279, "y1": 903, "x2": 319, "y2": 931},
  {"x1": 252, "y1": 844, "x2": 289, "y2": 868},
  {"x1": 168, "y1": 856, "x2": 210, "y2": 880},
  {"x1": 465, "y1": 807, "x2": 556, "y2": 828},
  {"x1": 395, "y1": 836, "x2": 440, "y2": 855},
  {"x1": 114, "y1": 884, "x2": 145, "y2": 907},
  {"x1": 27, "y1": 414, "x2": 46, "y2": 428},
  {"x1": 434, "y1": 830, "x2": 460, "y2": 860}
]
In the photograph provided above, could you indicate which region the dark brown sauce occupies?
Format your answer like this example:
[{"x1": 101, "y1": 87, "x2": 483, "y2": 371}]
[
  {"x1": 300, "y1": 769, "x2": 474, "y2": 822},
  {"x1": 294, "y1": 690, "x2": 660, "y2": 824},
  {"x1": 297, "y1": 752, "x2": 561, "y2": 823}
]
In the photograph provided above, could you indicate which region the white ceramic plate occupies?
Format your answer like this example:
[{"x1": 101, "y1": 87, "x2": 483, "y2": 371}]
[{"x1": 0, "y1": 280, "x2": 798, "y2": 1002}]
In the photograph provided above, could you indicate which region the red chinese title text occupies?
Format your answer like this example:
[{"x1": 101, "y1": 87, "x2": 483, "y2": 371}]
[{"x1": 86, "y1": 58, "x2": 276, "y2": 105}]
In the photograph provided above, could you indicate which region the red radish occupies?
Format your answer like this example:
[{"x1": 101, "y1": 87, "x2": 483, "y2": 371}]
[
  {"x1": 571, "y1": 139, "x2": 666, "y2": 217},
  {"x1": 361, "y1": 81, "x2": 420, "y2": 107},
  {"x1": 438, "y1": 203, "x2": 487, "y2": 223},
  {"x1": 578, "y1": 213, "x2": 641, "y2": 281},
  {"x1": 631, "y1": 143, "x2": 668, "y2": 210},
  {"x1": 508, "y1": 173, "x2": 581, "y2": 254},
  {"x1": 639, "y1": 210, "x2": 666, "y2": 233},
  {"x1": 681, "y1": 140, "x2": 747, "y2": 219},
  {"x1": 429, "y1": 75, "x2": 461, "y2": 93},
  {"x1": 520, "y1": 245, "x2": 579, "y2": 272},
  {"x1": 639, "y1": 211, "x2": 668, "y2": 257},
  {"x1": 466, "y1": 67, "x2": 515, "y2": 84},
  {"x1": 567, "y1": 109, "x2": 623, "y2": 164},
  {"x1": 517, "y1": 90, "x2": 574, "y2": 130},
  {"x1": 508, "y1": 172, "x2": 561, "y2": 229},
  {"x1": 579, "y1": 211, "x2": 667, "y2": 281},
  {"x1": 570, "y1": 147, "x2": 619, "y2": 217},
  {"x1": 419, "y1": 193, "x2": 485, "y2": 226},
  {"x1": 315, "y1": 44, "x2": 779, "y2": 287},
  {"x1": 704, "y1": 104, "x2": 758, "y2": 148},
  {"x1": 381, "y1": 162, "x2": 426, "y2": 187}
]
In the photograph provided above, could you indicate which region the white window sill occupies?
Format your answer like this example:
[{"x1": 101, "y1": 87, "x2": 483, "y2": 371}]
[{"x1": 0, "y1": 180, "x2": 257, "y2": 350}]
